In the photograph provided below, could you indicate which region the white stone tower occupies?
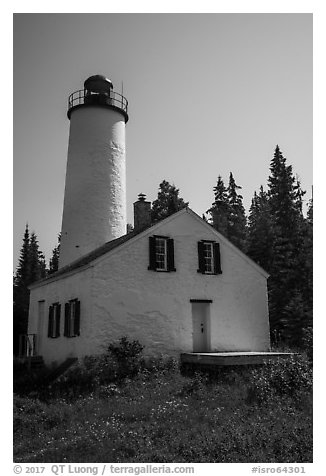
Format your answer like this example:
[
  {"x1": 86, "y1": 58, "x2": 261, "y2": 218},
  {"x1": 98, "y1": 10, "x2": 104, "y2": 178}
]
[{"x1": 59, "y1": 75, "x2": 129, "y2": 268}]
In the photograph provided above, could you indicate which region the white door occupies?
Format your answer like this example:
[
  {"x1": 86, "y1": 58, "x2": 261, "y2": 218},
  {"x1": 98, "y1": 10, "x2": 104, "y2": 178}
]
[{"x1": 192, "y1": 302, "x2": 211, "y2": 352}]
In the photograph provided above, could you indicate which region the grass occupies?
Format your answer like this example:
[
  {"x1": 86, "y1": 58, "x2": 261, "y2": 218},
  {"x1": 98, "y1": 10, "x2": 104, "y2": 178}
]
[{"x1": 13, "y1": 350, "x2": 312, "y2": 463}]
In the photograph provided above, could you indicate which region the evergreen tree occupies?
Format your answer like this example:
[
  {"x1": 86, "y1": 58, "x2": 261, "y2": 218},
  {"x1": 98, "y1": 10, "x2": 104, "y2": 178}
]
[
  {"x1": 13, "y1": 226, "x2": 47, "y2": 355},
  {"x1": 226, "y1": 172, "x2": 247, "y2": 251},
  {"x1": 299, "y1": 196, "x2": 313, "y2": 318},
  {"x1": 207, "y1": 176, "x2": 229, "y2": 238},
  {"x1": 268, "y1": 145, "x2": 302, "y2": 233},
  {"x1": 278, "y1": 291, "x2": 311, "y2": 347},
  {"x1": 294, "y1": 176, "x2": 306, "y2": 215},
  {"x1": 266, "y1": 145, "x2": 308, "y2": 344},
  {"x1": 246, "y1": 186, "x2": 273, "y2": 271},
  {"x1": 151, "y1": 180, "x2": 188, "y2": 223},
  {"x1": 29, "y1": 232, "x2": 47, "y2": 282},
  {"x1": 307, "y1": 194, "x2": 313, "y2": 224},
  {"x1": 13, "y1": 225, "x2": 31, "y2": 355},
  {"x1": 14, "y1": 224, "x2": 31, "y2": 288},
  {"x1": 49, "y1": 234, "x2": 61, "y2": 274},
  {"x1": 306, "y1": 197, "x2": 313, "y2": 309}
]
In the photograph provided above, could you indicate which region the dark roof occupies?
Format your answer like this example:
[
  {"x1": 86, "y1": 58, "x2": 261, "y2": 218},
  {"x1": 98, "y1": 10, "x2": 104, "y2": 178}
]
[
  {"x1": 30, "y1": 210, "x2": 190, "y2": 288},
  {"x1": 34, "y1": 231, "x2": 138, "y2": 285}
]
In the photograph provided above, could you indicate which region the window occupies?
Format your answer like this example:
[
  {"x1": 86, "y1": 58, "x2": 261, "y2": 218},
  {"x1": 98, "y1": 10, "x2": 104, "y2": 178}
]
[
  {"x1": 148, "y1": 236, "x2": 176, "y2": 272},
  {"x1": 64, "y1": 299, "x2": 81, "y2": 337},
  {"x1": 203, "y1": 242, "x2": 214, "y2": 274},
  {"x1": 155, "y1": 237, "x2": 168, "y2": 271},
  {"x1": 197, "y1": 240, "x2": 222, "y2": 275},
  {"x1": 48, "y1": 303, "x2": 61, "y2": 338}
]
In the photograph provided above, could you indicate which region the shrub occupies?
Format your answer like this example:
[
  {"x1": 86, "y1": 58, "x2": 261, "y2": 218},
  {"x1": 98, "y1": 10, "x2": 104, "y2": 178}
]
[
  {"x1": 17, "y1": 338, "x2": 146, "y2": 402},
  {"x1": 97, "y1": 383, "x2": 121, "y2": 398},
  {"x1": 179, "y1": 371, "x2": 209, "y2": 397},
  {"x1": 14, "y1": 360, "x2": 312, "y2": 463},
  {"x1": 142, "y1": 355, "x2": 180, "y2": 375},
  {"x1": 246, "y1": 368, "x2": 274, "y2": 404},
  {"x1": 269, "y1": 355, "x2": 311, "y2": 396},
  {"x1": 107, "y1": 336, "x2": 144, "y2": 379},
  {"x1": 13, "y1": 365, "x2": 49, "y2": 396},
  {"x1": 301, "y1": 327, "x2": 313, "y2": 362},
  {"x1": 83, "y1": 353, "x2": 119, "y2": 384},
  {"x1": 14, "y1": 394, "x2": 73, "y2": 437},
  {"x1": 14, "y1": 395, "x2": 47, "y2": 435},
  {"x1": 246, "y1": 354, "x2": 312, "y2": 404}
]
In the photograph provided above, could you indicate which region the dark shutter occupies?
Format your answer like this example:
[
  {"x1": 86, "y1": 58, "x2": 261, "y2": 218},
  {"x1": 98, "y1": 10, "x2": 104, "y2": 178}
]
[
  {"x1": 167, "y1": 238, "x2": 176, "y2": 272},
  {"x1": 214, "y1": 242, "x2": 222, "y2": 274},
  {"x1": 148, "y1": 236, "x2": 156, "y2": 270},
  {"x1": 64, "y1": 303, "x2": 69, "y2": 337},
  {"x1": 74, "y1": 300, "x2": 81, "y2": 336},
  {"x1": 56, "y1": 304, "x2": 61, "y2": 337},
  {"x1": 197, "y1": 241, "x2": 205, "y2": 273},
  {"x1": 48, "y1": 305, "x2": 53, "y2": 337}
]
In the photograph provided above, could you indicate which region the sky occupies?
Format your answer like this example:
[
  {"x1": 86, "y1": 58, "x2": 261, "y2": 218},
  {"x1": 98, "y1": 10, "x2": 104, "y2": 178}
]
[{"x1": 13, "y1": 13, "x2": 312, "y2": 269}]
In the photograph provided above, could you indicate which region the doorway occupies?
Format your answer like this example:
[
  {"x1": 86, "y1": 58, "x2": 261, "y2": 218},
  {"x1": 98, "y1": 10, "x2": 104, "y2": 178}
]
[{"x1": 191, "y1": 301, "x2": 211, "y2": 352}]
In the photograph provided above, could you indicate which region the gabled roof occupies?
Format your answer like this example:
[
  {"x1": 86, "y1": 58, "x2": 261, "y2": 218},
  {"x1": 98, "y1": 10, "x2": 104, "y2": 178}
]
[
  {"x1": 29, "y1": 207, "x2": 269, "y2": 289},
  {"x1": 29, "y1": 230, "x2": 138, "y2": 288}
]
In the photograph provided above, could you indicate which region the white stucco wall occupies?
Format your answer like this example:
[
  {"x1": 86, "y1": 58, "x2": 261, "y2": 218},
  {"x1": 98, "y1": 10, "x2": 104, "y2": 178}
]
[
  {"x1": 59, "y1": 106, "x2": 126, "y2": 268},
  {"x1": 89, "y1": 210, "x2": 270, "y2": 357},
  {"x1": 29, "y1": 209, "x2": 270, "y2": 366},
  {"x1": 28, "y1": 267, "x2": 95, "y2": 366}
]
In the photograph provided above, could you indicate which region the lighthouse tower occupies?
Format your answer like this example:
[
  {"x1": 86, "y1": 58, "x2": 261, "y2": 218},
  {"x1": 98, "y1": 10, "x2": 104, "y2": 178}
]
[{"x1": 59, "y1": 75, "x2": 129, "y2": 268}]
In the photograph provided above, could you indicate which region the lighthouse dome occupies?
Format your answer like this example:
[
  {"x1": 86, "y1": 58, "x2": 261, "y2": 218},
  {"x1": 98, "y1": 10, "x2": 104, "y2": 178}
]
[{"x1": 84, "y1": 75, "x2": 113, "y2": 94}]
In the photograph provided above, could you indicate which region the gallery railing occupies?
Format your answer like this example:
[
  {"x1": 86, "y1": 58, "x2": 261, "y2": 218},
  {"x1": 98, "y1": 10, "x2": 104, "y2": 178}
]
[{"x1": 68, "y1": 89, "x2": 128, "y2": 118}]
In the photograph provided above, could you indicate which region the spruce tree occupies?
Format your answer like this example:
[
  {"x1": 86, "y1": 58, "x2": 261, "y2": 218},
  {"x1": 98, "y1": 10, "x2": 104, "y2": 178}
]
[
  {"x1": 226, "y1": 172, "x2": 247, "y2": 251},
  {"x1": 207, "y1": 176, "x2": 229, "y2": 238},
  {"x1": 246, "y1": 186, "x2": 273, "y2": 271},
  {"x1": 13, "y1": 225, "x2": 31, "y2": 354},
  {"x1": 279, "y1": 291, "x2": 311, "y2": 347},
  {"x1": 295, "y1": 196, "x2": 313, "y2": 326},
  {"x1": 305, "y1": 197, "x2": 313, "y2": 311},
  {"x1": 49, "y1": 234, "x2": 61, "y2": 274},
  {"x1": 151, "y1": 180, "x2": 188, "y2": 223},
  {"x1": 268, "y1": 145, "x2": 301, "y2": 233},
  {"x1": 14, "y1": 224, "x2": 31, "y2": 288},
  {"x1": 267, "y1": 145, "x2": 308, "y2": 344},
  {"x1": 29, "y1": 232, "x2": 47, "y2": 282},
  {"x1": 13, "y1": 226, "x2": 47, "y2": 355},
  {"x1": 307, "y1": 195, "x2": 313, "y2": 224}
]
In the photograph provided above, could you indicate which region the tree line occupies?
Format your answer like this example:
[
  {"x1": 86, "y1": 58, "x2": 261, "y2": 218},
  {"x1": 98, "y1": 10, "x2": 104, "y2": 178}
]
[
  {"x1": 14, "y1": 145, "x2": 312, "y2": 352},
  {"x1": 13, "y1": 230, "x2": 60, "y2": 354}
]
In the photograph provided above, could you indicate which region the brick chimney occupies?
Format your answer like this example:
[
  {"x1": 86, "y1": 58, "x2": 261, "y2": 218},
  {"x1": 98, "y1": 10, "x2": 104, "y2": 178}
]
[{"x1": 133, "y1": 193, "x2": 151, "y2": 232}]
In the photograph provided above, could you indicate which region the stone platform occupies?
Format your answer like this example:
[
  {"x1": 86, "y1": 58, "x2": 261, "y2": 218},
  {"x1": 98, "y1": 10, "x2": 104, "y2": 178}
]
[{"x1": 180, "y1": 351, "x2": 295, "y2": 366}]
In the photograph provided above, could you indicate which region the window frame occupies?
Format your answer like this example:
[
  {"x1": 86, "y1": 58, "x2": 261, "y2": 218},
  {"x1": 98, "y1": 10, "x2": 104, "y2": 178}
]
[
  {"x1": 64, "y1": 298, "x2": 80, "y2": 338},
  {"x1": 203, "y1": 241, "x2": 215, "y2": 274},
  {"x1": 155, "y1": 236, "x2": 168, "y2": 272},
  {"x1": 197, "y1": 240, "x2": 222, "y2": 275},
  {"x1": 48, "y1": 302, "x2": 61, "y2": 339},
  {"x1": 148, "y1": 235, "x2": 176, "y2": 272}
]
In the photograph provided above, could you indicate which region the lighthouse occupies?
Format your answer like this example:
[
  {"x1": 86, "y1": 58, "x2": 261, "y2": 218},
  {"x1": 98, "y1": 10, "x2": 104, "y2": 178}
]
[{"x1": 59, "y1": 75, "x2": 129, "y2": 268}]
